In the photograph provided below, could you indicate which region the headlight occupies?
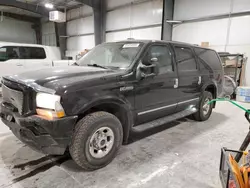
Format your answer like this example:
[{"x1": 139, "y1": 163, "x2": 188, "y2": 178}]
[
  {"x1": 36, "y1": 93, "x2": 65, "y2": 120},
  {"x1": 36, "y1": 93, "x2": 61, "y2": 109}
]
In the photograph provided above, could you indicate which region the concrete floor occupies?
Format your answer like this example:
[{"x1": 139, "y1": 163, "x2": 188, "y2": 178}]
[{"x1": 1, "y1": 101, "x2": 250, "y2": 188}]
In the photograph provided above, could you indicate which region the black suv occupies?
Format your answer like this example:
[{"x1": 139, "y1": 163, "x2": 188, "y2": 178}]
[{"x1": 0, "y1": 40, "x2": 223, "y2": 170}]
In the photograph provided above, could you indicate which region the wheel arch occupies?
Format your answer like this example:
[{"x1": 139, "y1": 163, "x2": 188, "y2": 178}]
[
  {"x1": 76, "y1": 99, "x2": 133, "y2": 144},
  {"x1": 202, "y1": 83, "x2": 217, "y2": 108}
]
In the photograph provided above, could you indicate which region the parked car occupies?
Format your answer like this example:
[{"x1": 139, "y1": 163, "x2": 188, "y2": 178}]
[
  {"x1": 0, "y1": 40, "x2": 224, "y2": 170},
  {"x1": 0, "y1": 42, "x2": 75, "y2": 85}
]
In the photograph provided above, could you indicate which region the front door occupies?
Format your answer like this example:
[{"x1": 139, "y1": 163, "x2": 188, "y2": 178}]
[
  {"x1": 0, "y1": 46, "x2": 25, "y2": 80},
  {"x1": 135, "y1": 43, "x2": 179, "y2": 125},
  {"x1": 172, "y1": 45, "x2": 201, "y2": 112}
]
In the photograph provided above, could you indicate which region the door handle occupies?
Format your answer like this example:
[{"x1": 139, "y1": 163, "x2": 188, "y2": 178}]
[
  {"x1": 198, "y1": 76, "x2": 201, "y2": 85},
  {"x1": 174, "y1": 78, "x2": 178, "y2": 88},
  {"x1": 16, "y1": 64, "x2": 23, "y2": 66}
]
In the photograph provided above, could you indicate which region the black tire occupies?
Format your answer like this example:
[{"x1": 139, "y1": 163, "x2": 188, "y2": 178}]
[
  {"x1": 193, "y1": 91, "x2": 213, "y2": 121},
  {"x1": 69, "y1": 111, "x2": 123, "y2": 171}
]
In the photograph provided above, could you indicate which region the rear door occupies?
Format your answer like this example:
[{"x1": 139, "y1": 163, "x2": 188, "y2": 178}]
[
  {"x1": 20, "y1": 47, "x2": 52, "y2": 71},
  {"x1": 172, "y1": 44, "x2": 201, "y2": 112},
  {"x1": 194, "y1": 48, "x2": 224, "y2": 97}
]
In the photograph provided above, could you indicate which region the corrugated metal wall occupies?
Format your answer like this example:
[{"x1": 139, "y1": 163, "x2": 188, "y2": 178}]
[
  {"x1": 41, "y1": 21, "x2": 57, "y2": 46},
  {"x1": 172, "y1": 0, "x2": 250, "y2": 86},
  {"x1": 66, "y1": 0, "x2": 163, "y2": 59},
  {"x1": 106, "y1": 0, "x2": 163, "y2": 42},
  {"x1": 0, "y1": 16, "x2": 36, "y2": 44},
  {"x1": 66, "y1": 5, "x2": 94, "y2": 59}
]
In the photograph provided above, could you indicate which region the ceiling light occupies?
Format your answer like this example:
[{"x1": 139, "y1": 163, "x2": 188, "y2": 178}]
[
  {"x1": 45, "y1": 3, "x2": 54, "y2": 9},
  {"x1": 166, "y1": 20, "x2": 183, "y2": 24}
]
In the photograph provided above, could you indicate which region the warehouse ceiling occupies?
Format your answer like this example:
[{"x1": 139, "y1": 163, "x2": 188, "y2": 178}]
[
  {"x1": 0, "y1": 5, "x2": 41, "y2": 17},
  {"x1": 16, "y1": 0, "x2": 84, "y2": 9},
  {"x1": 0, "y1": 0, "x2": 97, "y2": 18},
  {"x1": 0, "y1": 0, "x2": 89, "y2": 20}
]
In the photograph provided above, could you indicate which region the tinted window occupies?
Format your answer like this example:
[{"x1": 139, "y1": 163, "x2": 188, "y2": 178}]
[
  {"x1": 0, "y1": 46, "x2": 46, "y2": 61},
  {"x1": 0, "y1": 46, "x2": 19, "y2": 62},
  {"x1": 194, "y1": 48, "x2": 222, "y2": 70},
  {"x1": 174, "y1": 46, "x2": 197, "y2": 71},
  {"x1": 19, "y1": 47, "x2": 46, "y2": 59},
  {"x1": 144, "y1": 45, "x2": 173, "y2": 73},
  {"x1": 0, "y1": 47, "x2": 6, "y2": 61}
]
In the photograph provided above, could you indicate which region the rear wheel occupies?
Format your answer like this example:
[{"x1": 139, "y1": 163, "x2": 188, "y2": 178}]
[
  {"x1": 69, "y1": 111, "x2": 123, "y2": 170},
  {"x1": 193, "y1": 91, "x2": 213, "y2": 121}
]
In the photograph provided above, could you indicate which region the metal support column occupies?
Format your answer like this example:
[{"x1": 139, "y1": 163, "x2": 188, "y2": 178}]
[
  {"x1": 55, "y1": 23, "x2": 67, "y2": 59},
  {"x1": 161, "y1": 0, "x2": 174, "y2": 41},
  {"x1": 93, "y1": 0, "x2": 106, "y2": 45},
  {"x1": 32, "y1": 23, "x2": 42, "y2": 44}
]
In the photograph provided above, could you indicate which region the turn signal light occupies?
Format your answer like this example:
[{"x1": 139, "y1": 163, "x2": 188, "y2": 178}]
[{"x1": 36, "y1": 108, "x2": 65, "y2": 120}]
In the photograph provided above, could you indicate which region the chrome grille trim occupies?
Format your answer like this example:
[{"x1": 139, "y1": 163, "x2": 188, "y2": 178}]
[{"x1": 2, "y1": 84, "x2": 24, "y2": 114}]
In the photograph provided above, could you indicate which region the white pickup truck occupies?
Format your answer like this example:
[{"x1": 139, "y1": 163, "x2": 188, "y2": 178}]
[{"x1": 0, "y1": 42, "x2": 75, "y2": 84}]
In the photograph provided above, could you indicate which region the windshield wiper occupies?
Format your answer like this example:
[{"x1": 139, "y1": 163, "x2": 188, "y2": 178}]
[
  {"x1": 87, "y1": 64, "x2": 108, "y2": 69},
  {"x1": 72, "y1": 62, "x2": 79, "y2": 66}
]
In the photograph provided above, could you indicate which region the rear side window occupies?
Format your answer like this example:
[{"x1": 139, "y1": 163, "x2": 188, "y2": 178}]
[
  {"x1": 194, "y1": 48, "x2": 221, "y2": 70},
  {"x1": 0, "y1": 46, "x2": 46, "y2": 61},
  {"x1": 19, "y1": 47, "x2": 46, "y2": 59},
  {"x1": 174, "y1": 46, "x2": 197, "y2": 71}
]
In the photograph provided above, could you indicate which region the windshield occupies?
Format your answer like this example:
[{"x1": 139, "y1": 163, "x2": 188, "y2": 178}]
[{"x1": 77, "y1": 42, "x2": 143, "y2": 69}]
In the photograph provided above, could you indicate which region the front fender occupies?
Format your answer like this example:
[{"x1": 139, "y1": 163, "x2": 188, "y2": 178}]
[
  {"x1": 70, "y1": 95, "x2": 134, "y2": 143},
  {"x1": 75, "y1": 96, "x2": 132, "y2": 115}
]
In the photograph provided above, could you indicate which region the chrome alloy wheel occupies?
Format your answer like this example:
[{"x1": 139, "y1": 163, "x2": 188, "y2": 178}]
[
  {"x1": 89, "y1": 127, "x2": 114, "y2": 158},
  {"x1": 203, "y1": 98, "x2": 211, "y2": 115}
]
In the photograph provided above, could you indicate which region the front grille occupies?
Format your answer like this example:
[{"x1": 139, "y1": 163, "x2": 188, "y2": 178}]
[
  {"x1": 2, "y1": 78, "x2": 36, "y2": 115},
  {"x1": 2, "y1": 78, "x2": 24, "y2": 91},
  {"x1": 2, "y1": 84, "x2": 24, "y2": 114}
]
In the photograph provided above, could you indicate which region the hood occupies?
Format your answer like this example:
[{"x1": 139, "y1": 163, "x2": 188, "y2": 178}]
[{"x1": 3, "y1": 66, "x2": 116, "y2": 93}]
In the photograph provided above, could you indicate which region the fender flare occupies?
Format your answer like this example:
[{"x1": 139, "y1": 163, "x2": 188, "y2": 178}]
[
  {"x1": 201, "y1": 81, "x2": 218, "y2": 98},
  {"x1": 201, "y1": 81, "x2": 218, "y2": 108},
  {"x1": 75, "y1": 96, "x2": 134, "y2": 143}
]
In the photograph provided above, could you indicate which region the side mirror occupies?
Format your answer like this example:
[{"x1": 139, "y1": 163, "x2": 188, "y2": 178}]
[
  {"x1": 142, "y1": 57, "x2": 158, "y2": 66},
  {"x1": 140, "y1": 63, "x2": 156, "y2": 71},
  {"x1": 137, "y1": 59, "x2": 160, "y2": 80},
  {"x1": 151, "y1": 57, "x2": 158, "y2": 63}
]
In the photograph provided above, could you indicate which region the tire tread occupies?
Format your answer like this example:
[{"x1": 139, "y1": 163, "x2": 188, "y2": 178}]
[
  {"x1": 193, "y1": 91, "x2": 213, "y2": 121},
  {"x1": 69, "y1": 111, "x2": 122, "y2": 170}
]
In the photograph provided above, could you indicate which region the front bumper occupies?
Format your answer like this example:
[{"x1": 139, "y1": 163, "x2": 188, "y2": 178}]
[{"x1": 0, "y1": 103, "x2": 78, "y2": 155}]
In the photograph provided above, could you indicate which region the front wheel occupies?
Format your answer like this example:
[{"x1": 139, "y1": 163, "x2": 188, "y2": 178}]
[
  {"x1": 69, "y1": 111, "x2": 123, "y2": 171},
  {"x1": 193, "y1": 91, "x2": 213, "y2": 121}
]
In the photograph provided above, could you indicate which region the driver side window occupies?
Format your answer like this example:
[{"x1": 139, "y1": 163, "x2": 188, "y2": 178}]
[
  {"x1": 0, "y1": 47, "x2": 7, "y2": 62},
  {"x1": 143, "y1": 45, "x2": 174, "y2": 74}
]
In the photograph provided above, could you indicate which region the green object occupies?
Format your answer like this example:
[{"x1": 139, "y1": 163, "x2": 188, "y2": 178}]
[{"x1": 208, "y1": 98, "x2": 250, "y2": 114}]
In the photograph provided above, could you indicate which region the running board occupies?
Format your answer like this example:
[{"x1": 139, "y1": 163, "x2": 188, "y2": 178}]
[{"x1": 131, "y1": 107, "x2": 198, "y2": 133}]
